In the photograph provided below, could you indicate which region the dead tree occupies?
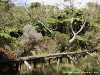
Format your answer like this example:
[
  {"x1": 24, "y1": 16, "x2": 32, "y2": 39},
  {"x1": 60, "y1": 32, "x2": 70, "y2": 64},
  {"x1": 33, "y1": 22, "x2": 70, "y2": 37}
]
[
  {"x1": 69, "y1": 17, "x2": 87, "y2": 44},
  {"x1": 67, "y1": 0, "x2": 87, "y2": 44}
]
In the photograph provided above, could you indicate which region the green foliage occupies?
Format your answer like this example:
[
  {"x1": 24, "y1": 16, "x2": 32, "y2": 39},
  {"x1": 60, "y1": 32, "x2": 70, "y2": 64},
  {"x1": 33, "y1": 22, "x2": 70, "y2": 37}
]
[
  {"x1": 52, "y1": 31, "x2": 69, "y2": 52},
  {"x1": 77, "y1": 53, "x2": 100, "y2": 72},
  {"x1": 76, "y1": 35, "x2": 84, "y2": 41},
  {"x1": 0, "y1": 0, "x2": 11, "y2": 11},
  {"x1": 0, "y1": 0, "x2": 100, "y2": 74},
  {"x1": 52, "y1": 31, "x2": 69, "y2": 43},
  {"x1": 30, "y1": 2, "x2": 41, "y2": 9},
  {"x1": 86, "y1": 2, "x2": 100, "y2": 23},
  {"x1": 60, "y1": 64, "x2": 82, "y2": 75},
  {"x1": 43, "y1": 36, "x2": 60, "y2": 53}
]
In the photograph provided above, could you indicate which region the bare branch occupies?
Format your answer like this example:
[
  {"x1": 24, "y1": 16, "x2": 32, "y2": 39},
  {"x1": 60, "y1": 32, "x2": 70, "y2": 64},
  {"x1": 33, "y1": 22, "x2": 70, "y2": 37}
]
[
  {"x1": 37, "y1": 21, "x2": 52, "y2": 34},
  {"x1": 69, "y1": 20, "x2": 87, "y2": 44},
  {"x1": 69, "y1": 34, "x2": 76, "y2": 43},
  {"x1": 67, "y1": 55, "x2": 77, "y2": 63},
  {"x1": 70, "y1": 17, "x2": 75, "y2": 35},
  {"x1": 76, "y1": 20, "x2": 87, "y2": 35},
  {"x1": 24, "y1": 60, "x2": 32, "y2": 70},
  {"x1": 0, "y1": 49, "x2": 98, "y2": 63}
]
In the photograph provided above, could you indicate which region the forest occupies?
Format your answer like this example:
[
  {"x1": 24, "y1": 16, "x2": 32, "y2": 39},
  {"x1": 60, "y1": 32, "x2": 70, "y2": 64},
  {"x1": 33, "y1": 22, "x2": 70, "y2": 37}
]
[{"x1": 0, "y1": 0, "x2": 100, "y2": 75}]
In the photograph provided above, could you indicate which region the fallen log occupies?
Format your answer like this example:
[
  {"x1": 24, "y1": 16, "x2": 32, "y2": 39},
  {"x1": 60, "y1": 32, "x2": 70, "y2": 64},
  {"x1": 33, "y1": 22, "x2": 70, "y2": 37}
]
[{"x1": 0, "y1": 49, "x2": 99, "y2": 64}]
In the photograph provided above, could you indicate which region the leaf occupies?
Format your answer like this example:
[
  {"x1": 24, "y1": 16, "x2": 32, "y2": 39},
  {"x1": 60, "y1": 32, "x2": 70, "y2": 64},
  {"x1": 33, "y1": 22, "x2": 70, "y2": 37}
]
[
  {"x1": 0, "y1": 33, "x2": 11, "y2": 38},
  {"x1": 76, "y1": 35, "x2": 84, "y2": 40}
]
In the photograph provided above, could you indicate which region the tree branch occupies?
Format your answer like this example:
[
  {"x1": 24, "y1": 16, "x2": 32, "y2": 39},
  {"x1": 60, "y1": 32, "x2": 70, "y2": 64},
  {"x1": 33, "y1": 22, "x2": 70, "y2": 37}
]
[
  {"x1": 0, "y1": 49, "x2": 98, "y2": 63},
  {"x1": 70, "y1": 17, "x2": 75, "y2": 35},
  {"x1": 76, "y1": 20, "x2": 86, "y2": 34},
  {"x1": 69, "y1": 19, "x2": 87, "y2": 44},
  {"x1": 37, "y1": 21, "x2": 52, "y2": 34}
]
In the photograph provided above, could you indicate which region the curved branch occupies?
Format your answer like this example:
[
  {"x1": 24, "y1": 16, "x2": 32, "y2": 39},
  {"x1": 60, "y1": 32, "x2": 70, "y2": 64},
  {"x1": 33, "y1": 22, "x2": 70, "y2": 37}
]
[
  {"x1": 70, "y1": 17, "x2": 75, "y2": 34},
  {"x1": 69, "y1": 20, "x2": 87, "y2": 44},
  {"x1": 76, "y1": 20, "x2": 87, "y2": 35}
]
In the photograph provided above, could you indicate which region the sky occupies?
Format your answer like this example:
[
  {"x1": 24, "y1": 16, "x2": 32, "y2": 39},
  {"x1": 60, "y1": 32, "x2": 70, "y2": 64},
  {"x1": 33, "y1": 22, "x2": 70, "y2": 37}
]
[{"x1": 12, "y1": 0, "x2": 100, "y2": 9}]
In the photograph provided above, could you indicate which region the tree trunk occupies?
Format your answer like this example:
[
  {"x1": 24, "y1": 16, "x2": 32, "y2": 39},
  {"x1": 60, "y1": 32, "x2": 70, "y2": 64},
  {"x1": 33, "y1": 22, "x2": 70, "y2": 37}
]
[{"x1": 69, "y1": 34, "x2": 76, "y2": 43}]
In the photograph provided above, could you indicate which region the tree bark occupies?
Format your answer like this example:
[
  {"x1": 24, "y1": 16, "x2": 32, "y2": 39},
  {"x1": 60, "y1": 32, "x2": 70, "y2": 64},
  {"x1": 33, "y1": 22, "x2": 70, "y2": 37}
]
[{"x1": 69, "y1": 34, "x2": 77, "y2": 43}]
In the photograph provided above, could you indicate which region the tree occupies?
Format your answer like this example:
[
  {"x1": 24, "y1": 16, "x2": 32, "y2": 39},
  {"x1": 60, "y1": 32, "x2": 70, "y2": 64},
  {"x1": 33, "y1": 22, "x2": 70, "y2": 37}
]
[
  {"x1": 86, "y1": 2, "x2": 100, "y2": 23},
  {"x1": 69, "y1": 17, "x2": 87, "y2": 43}
]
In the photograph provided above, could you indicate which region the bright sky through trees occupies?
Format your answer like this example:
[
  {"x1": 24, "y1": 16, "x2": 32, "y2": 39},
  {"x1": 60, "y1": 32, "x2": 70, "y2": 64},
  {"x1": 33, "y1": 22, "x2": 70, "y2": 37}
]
[{"x1": 12, "y1": 0, "x2": 100, "y2": 9}]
